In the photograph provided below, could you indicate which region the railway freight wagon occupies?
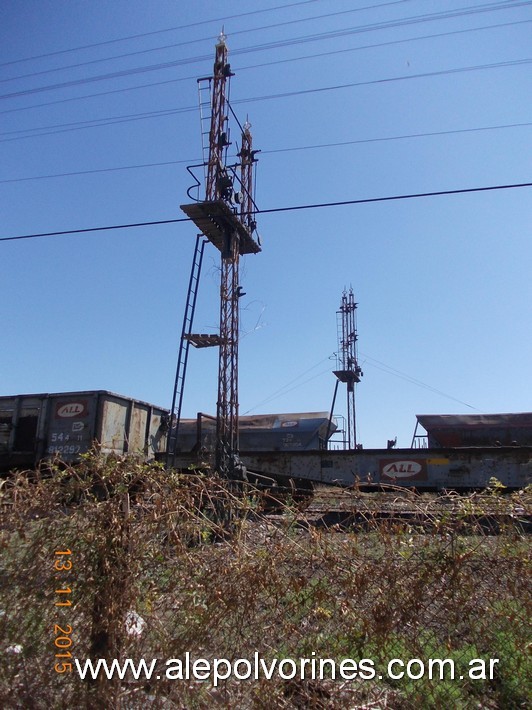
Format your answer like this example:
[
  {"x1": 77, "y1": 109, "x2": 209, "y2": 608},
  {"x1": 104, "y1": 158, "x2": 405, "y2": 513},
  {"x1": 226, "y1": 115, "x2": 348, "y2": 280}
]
[
  {"x1": 0, "y1": 391, "x2": 169, "y2": 472},
  {"x1": 167, "y1": 411, "x2": 532, "y2": 490},
  {"x1": 240, "y1": 447, "x2": 532, "y2": 491},
  {"x1": 240, "y1": 414, "x2": 532, "y2": 490},
  {"x1": 174, "y1": 412, "x2": 336, "y2": 452}
]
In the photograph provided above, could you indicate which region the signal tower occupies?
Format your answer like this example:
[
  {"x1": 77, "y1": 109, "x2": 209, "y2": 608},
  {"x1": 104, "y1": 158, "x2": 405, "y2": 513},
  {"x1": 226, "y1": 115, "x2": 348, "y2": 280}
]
[
  {"x1": 168, "y1": 33, "x2": 261, "y2": 476},
  {"x1": 333, "y1": 288, "x2": 363, "y2": 449}
]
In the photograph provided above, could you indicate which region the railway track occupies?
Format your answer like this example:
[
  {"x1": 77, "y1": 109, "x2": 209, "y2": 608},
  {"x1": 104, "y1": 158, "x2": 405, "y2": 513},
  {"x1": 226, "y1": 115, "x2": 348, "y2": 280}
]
[{"x1": 265, "y1": 487, "x2": 532, "y2": 534}]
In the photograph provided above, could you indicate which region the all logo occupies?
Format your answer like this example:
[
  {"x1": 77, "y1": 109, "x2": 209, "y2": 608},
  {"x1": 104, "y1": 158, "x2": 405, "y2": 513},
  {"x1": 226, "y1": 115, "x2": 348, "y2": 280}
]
[
  {"x1": 381, "y1": 460, "x2": 426, "y2": 480},
  {"x1": 56, "y1": 402, "x2": 87, "y2": 418}
]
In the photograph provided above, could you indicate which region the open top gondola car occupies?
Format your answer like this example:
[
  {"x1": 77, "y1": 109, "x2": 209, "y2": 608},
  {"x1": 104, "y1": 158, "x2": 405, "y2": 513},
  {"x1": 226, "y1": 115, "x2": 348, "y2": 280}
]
[{"x1": 0, "y1": 391, "x2": 168, "y2": 472}]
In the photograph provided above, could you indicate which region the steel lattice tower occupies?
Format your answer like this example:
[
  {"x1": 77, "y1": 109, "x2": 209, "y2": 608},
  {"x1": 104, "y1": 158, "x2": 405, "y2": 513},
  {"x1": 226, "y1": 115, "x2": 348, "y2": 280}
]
[
  {"x1": 205, "y1": 38, "x2": 231, "y2": 202},
  {"x1": 178, "y1": 34, "x2": 261, "y2": 476},
  {"x1": 333, "y1": 289, "x2": 363, "y2": 449}
]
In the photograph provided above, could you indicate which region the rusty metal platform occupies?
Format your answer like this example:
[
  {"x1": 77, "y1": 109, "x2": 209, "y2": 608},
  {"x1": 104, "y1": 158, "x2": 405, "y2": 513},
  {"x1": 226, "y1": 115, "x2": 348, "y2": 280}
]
[
  {"x1": 181, "y1": 200, "x2": 261, "y2": 255},
  {"x1": 333, "y1": 369, "x2": 362, "y2": 384},
  {"x1": 184, "y1": 333, "x2": 222, "y2": 348}
]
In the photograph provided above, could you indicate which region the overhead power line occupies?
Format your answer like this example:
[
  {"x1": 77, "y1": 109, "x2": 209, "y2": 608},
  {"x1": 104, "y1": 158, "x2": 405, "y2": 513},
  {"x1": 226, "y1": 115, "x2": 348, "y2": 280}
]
[
  {"x1": 2, "y1": 122, "x2": 530, "y2": 184},
  {"x1": 0, "y1": 1, "x2": 412, "y2": 83},
  {"x1": 234, "y1": 58, "x2": 532, "y2": 107},
  {"x1": 243, "y1": 355, "x2": 335, "y2": 414},
  {"x1": 6, "y1": 0, "x2": 527, "y2": 73},
  {"x1": 1, "y1": 18, "x2": 529, "y2": 117},
  {"x1": 245, "y1": 350, "x2": 479, "y2": 414},
  {"x1": 263, "y1": 122, "x2": 532, "y2": 156},
  {"x1": 1, "y1": 1, "x2": 529, "y2": 100},
  {"x1": 0, "y1": 0, "x2": 322, "y2": 68},
  {"x1": 2, "y1": 58, "x2": 529, "y2": 143},
  {"x1": 256, "y1": 182, "x2": 532, "y2": 215},
  {"x1": 360, "y1": 352, "x2": 478, "y2": 410},
  {"x1": 2, "y1": 181, "x2": 531, "y2": 243}
]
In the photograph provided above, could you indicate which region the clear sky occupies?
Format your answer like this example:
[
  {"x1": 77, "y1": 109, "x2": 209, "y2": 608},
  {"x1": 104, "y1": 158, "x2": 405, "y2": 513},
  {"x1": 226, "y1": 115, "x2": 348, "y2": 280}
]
[{"x1": 1, "y1": 0, "x2": 531, "y2": 448}]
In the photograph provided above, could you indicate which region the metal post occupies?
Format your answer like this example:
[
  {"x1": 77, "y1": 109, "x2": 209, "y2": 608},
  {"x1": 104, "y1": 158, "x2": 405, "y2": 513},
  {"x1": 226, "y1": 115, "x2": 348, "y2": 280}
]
[{"x1": 215, "y1": 230, "x2": 240, "y2": 476}]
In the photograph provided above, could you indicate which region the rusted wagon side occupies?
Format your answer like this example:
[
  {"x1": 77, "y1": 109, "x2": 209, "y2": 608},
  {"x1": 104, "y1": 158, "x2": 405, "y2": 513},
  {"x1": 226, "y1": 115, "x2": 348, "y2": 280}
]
[
  {"x1": 240, "y1": 447, "x2": 532, "y2": 491},
  {"x1": 174, "y1": 412, "x2": 335, "y2": 453},
  {"x1": 0, "y1": 391, "x2": 168, "y2": 472},
  {"x1": 413, "y1": 413, "x2": 532, "y2": 448}
]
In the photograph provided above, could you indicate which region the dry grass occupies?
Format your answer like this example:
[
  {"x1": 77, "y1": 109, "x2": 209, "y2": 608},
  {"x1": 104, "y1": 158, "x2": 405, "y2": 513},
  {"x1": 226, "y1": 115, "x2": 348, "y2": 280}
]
[{"x1": 0, "y1": 452, "x2": 530, "y2": 708}]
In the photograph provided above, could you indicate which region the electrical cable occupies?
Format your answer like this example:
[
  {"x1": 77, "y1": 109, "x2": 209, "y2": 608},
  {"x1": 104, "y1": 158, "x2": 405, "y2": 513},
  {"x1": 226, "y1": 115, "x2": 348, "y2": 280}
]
[
  {"x1": 1, "y1": 181, "x2": 530, "y2": 242},
  {"x1": 256, "y1": 181, "x2": 532, "y2": 215},
  {"x1": 359, "y1": 353, "x2": 478, "y2": 410},
  {"x1": 263, "y1": 121, "x2": 532, "y2": 155},
  {"x1": 1, "y1": 18, "x2": 529, "y2": 117},
  {"x1": 2, "y1": 58, "x2": 529, "y2": 143},
  {"x1": 2, "y1": 121, "x2": 530, "y2": 184},
  {"x1": 5, "y1": 0, "x2": 525, "y2": 73},
  {"x1": 1, "y1": 1, "x2": 529, "y2": 100},
  {"x1": 245, "y1": 366, "x2": 333, "y2": 413},
  {"x1": 243, "y1": 355, "x2": 335, "y2": 414},
  {"x1": 237, "y1": 18, "x2": 532, "y2": 78},
  {"x1": 233, "y1": 58, "x2": 532, "y2": 108},
  {"x1": 0, "y1": 1, "x2": 414, "y2": 84},
  {"x1": 0, "y1": 158, "x2": 196, "y2": 184},
  {"x1": 246, "y1": 350, "x2": 479, "y2": 413},
  {"x1": 228, "y1": 1, "x2": 532, "y2": 61},
  {"x1": 0, "y1": 0, "x2": 322, "y2": 68}
]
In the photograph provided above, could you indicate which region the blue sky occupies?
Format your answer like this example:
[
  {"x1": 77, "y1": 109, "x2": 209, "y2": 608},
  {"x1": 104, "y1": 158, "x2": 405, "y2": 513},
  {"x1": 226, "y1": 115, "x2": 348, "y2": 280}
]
[{"x1": 1, "y1": 0, "x2": 531, "y2": 447}]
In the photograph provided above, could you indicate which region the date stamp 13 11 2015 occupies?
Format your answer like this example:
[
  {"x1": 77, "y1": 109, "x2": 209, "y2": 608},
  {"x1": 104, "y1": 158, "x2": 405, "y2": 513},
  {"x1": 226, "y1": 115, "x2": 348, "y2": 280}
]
[{"x1": 53, "y1": 549, "x2": 74, "y2": 674}]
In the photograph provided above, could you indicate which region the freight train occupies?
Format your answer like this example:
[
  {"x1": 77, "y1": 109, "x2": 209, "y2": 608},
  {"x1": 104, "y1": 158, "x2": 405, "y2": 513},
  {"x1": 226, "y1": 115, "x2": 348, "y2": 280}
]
[{"x1": 1, "y1": 391, "x2": 531, "y2": 490}]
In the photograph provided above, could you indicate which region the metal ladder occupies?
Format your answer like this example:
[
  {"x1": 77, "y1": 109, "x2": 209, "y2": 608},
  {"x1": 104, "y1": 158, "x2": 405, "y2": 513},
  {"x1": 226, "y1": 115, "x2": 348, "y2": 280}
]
[
  {"x1": 167, "y1": 235, "x2": 206, "y2": 466},
  {"x1": 197, "y1": 78, "x2": 212, "y2": 194}
]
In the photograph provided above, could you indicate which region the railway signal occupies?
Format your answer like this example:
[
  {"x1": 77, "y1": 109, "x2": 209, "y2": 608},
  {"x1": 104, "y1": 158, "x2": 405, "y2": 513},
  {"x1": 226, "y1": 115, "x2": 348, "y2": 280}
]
[{"x1": 168, "y1": 33, "x2": 261, "y2": 476}]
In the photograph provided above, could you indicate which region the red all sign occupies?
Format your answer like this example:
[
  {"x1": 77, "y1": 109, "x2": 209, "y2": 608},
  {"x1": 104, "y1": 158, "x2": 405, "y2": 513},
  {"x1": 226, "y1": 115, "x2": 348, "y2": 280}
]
[
  {"x1": 380, "y1": 460, "x2": 427, "y2": 480},
  {"x1": 55, "y1": 402, "x2": 87, "y2": 419}
]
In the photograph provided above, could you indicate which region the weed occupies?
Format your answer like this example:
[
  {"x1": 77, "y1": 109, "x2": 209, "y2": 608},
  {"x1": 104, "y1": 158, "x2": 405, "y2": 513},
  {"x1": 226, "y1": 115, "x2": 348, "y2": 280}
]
[{"x1": 0, "y1": 452, "x2": 529, "y2": 708}]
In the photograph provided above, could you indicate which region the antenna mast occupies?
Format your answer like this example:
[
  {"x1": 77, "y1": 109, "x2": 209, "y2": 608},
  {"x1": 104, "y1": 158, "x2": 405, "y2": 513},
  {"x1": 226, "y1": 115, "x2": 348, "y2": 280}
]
[{"x1": 333, "y1": 288, "x2": 363, "y2": 449}]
